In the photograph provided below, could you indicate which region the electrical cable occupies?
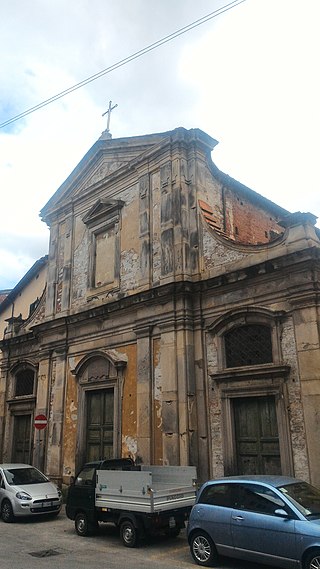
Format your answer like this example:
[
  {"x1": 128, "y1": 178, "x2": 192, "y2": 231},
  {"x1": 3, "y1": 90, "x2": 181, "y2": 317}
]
[{"x1": 0, "y1": 0, "x2": 246, "y2": 129}]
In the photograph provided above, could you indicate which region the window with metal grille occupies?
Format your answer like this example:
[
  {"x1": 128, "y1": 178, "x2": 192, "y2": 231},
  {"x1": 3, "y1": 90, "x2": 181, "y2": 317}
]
[
  {"x1": 15, "y1": 369, "x2": 34, "y2": 396},
  {"x1": 224, "y1": 325, "x2": 273, "y2": 368}
]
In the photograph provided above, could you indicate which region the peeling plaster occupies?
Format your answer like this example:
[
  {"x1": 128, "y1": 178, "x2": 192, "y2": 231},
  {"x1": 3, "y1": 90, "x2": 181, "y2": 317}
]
[
  {"x1": 122, "y1": 435, "x2": 137, "y2": 459},
  {"x1": 121, "y1": 249, "x2": 139, "y2": 291},
  {"x1": 154, "y1": 346, "x2": 162, "y2": 424}
]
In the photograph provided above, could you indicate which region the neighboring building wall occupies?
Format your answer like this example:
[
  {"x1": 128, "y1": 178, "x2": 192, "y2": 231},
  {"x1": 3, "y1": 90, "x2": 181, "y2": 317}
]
[
  {"x1": 0, "y1": 258, "x2": 47, "y2": 463},
  {"x1": 0, "y1": 259, "x2": 47, "y2": 338},
  {"x1": 0, "y1": 290, "x2": 11, "y2": 304}
]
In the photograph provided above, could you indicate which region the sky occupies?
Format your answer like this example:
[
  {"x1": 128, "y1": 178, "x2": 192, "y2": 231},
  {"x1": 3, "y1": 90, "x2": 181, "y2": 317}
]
[{"x1": 1, "y1": 0, "x2": 319, "y2": 289}]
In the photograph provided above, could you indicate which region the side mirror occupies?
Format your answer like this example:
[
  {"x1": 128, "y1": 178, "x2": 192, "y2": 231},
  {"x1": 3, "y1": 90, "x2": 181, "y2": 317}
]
[
  {"x1": 275, "y1": 508, "x2": 289, "y2": 518},
  {"x1": 70, "y1": 476, "x2": 75, "y2": 485}
]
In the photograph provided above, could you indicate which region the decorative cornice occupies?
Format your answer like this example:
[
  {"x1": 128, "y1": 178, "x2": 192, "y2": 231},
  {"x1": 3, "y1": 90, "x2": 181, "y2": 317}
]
[
  {"x1": 70, "y1": 348, "x2": 128, "y2": 376},
  {"x1": 82, "y1": 199, "x2": 124, "y2": 227},
  {"x1": 211, "y1": 363, "x2": 291, "y2": 383},
  {"x1": 206, "y1": 306, "x2": 286, "y2": 333},
  {"x1": 7, "y1": 395, "x2": 37, "y2": 407}
]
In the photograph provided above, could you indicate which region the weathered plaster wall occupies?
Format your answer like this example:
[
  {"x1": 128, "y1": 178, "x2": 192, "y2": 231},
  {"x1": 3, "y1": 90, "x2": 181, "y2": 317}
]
[
  {"x1": 63, "y1": 360, "x2": 79, "y2": 482},
  {"x1": 153, "y1": 336, "x2": 163, "y2": 464},
  {"x1": 281, "y1": 318, "x2": 309, "y2": 480},
  {"x1": 291, "y1": 304, "x2": 320, "y2": 487},
  {"x1": 151, "y1": 171, "x2": 161, "y2": 285},
  {"x1": 55, "y1": 221, "x2": 66, "y2": 313},
  {"x1": 206, "y1": 334, "x2": 224, "y2": 478},
  {"x1": 121, "y1": 343, "x2": 137, "y2": 459},
  {"x1": 72, "y1": 215, "x2": 88, "y2": 305},
  {"x1": 201, "y1": 229, "x2": 246, "y2": 273},
  {"x1": 0, "y1": 362, "x2": 8, "y2": 461},
  {"x1": 196, "y1": 158, "x2": 223, "y2": 226}
]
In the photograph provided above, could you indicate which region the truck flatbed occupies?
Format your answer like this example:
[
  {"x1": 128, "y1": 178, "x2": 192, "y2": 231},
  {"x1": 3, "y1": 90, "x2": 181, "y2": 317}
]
[{"x1": 96, "y1": 465, "x2": 197, "y2": 513}]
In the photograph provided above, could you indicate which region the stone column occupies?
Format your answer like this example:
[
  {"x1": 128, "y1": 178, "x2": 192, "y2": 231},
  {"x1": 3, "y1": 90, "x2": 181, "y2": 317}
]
[
  {"x1": 45, "y1": 348, "x2": 67, "y2": 483},
  {"x1": 45, "y1": 223, "x2": 59, "y2": 318},
  {"x1": 0, "y1": 359, "x2": 10, "y2": 461},
  {"x1": 192, "y1": 292, "x2": 210, "y2": 482},
  {"x1": 134, "y1": 326, "x2": 152, "y2": 464},
  {"x1": 175, "y1": 292, "x2": 195, "y2": 466},
  {"x1": 33, "y1": 351, "x2": 51, "y2": 471},
  {"x1": 60, "y1": 214, "x2": 73, "y2": 313},
  {"x1": 291, "y1": 301, "x2": 320, "y2": 486},
  {"x1": 138, "y1": 173, "x2": 151, "y2": 286},
  {"x1": 159, "y1": 323, "x2": 179, "y2": 465}
]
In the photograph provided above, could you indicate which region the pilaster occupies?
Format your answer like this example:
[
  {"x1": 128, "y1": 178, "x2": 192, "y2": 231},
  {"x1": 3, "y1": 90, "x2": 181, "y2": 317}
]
[
  {"x1": 134, "y1": 326, "x2": 152, "y2": 463},
  {"x1": 45, "y1": 348, "x2": 67, "y2": 482}
]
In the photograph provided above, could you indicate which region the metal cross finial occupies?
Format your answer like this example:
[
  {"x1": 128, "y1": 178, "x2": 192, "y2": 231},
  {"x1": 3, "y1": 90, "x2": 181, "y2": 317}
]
[{"x1": 102, "y1": 100, "x2": 118, "y2": 133}]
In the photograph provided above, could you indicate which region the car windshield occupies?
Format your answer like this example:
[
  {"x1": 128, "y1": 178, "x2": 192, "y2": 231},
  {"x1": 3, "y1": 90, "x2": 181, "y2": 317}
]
[
  {"x1": 4, "y1": 467, "x2": 48, "y2": 485},
  {"x1": 279, "y1": 481, "x2": 320, "y2": 518}
]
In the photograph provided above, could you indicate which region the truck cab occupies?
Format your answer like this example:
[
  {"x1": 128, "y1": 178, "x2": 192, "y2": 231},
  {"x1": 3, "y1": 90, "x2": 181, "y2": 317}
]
[{"x1": 66, "y1": 458, "x2": 134, "y2": 529}]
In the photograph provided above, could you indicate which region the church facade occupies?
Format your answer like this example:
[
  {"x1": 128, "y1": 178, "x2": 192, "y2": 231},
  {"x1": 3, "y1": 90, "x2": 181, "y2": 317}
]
[{"x1": 1, "y1": 127, "x2": 320, "y2": 487}]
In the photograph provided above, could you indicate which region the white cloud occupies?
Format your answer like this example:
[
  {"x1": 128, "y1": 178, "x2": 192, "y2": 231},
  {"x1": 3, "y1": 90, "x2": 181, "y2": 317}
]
[{"x1": 1, "y1": 0, "x2": 319, "y2": 288}]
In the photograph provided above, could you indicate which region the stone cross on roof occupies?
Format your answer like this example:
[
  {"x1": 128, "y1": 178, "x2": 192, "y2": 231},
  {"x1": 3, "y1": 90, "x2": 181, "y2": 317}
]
[{"x1": 102, "y1": 100, "x2": 118, "y2": 136}]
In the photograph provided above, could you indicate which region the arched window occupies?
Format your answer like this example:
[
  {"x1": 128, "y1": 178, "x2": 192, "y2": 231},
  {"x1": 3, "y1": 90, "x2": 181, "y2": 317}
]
[
  {"x1": 15, "y1": 369, "x2": 35, "y2": 396},
  {"x1": 224, "y1": 324, "x2": 273, "y2": 368}
]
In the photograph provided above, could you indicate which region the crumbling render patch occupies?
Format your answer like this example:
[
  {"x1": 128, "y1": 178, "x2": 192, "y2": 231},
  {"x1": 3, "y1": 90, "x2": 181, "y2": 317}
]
[{"x1": 122, "y1": 435, "x2": 137, "y2": 460}]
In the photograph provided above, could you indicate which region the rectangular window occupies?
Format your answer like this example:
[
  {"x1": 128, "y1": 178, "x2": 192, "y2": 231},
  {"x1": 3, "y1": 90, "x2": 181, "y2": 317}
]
[
  {"x1": 83, "y1": 199, "x2": 124, "y2": 296},
  {"x1": 94, "y1": 227, "x2": 115, "y2": 287}
]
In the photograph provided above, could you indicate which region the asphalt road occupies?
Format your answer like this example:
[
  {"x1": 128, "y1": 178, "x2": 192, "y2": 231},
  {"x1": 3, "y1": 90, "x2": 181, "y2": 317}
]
[{"x1": 0, "y1": 507, "x2": 283, "y2": 569}]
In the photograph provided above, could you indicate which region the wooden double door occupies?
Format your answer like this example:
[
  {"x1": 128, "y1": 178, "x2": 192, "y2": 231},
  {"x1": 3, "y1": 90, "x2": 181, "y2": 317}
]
[
  {"x1": 12, "y1": 415, "x2": 32, "y2": 464},
  {"x1": 233, "y1": 396, "x2": 281, "y2": 475},
  {"x1": 86, "y1": 389, "x2": 114, "y2": 462}
]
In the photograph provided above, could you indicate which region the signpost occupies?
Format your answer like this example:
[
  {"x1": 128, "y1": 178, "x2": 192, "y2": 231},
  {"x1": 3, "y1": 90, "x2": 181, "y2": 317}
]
[
  {"x1": 34, "y1": 414, "x2": 48, "y2": 430},
  {"x1": 34, "y1": 414, "x2": 48, "y2": 471}
]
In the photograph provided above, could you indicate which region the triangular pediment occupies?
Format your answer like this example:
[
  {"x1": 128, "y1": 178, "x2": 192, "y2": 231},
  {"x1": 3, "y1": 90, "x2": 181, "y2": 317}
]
[
  {"x1": 41, "y1": 131, "x2": 174, "y2": 222},
  {"x1": 82, "y1": 199, "x2": 124, "y2": 227},
  {"x1": 74, "y1": 156, "x2": 126, "y2": 195}
]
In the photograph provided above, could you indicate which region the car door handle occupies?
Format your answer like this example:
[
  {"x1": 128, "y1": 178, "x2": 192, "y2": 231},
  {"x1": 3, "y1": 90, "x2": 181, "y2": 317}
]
[{"x1": 232, "y1": 515, "x2": 244, "y2": 521}]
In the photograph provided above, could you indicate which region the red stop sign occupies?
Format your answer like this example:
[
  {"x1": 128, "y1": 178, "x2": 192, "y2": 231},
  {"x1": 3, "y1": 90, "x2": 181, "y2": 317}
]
[{"x1": 34, "y1": 414, "x2": 48, "y2": 430}]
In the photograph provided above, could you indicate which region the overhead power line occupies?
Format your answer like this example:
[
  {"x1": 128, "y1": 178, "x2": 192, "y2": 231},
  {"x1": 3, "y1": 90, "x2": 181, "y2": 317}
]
[{"x1": 0, "y1": 0, "x2": 246, "y2": 129}]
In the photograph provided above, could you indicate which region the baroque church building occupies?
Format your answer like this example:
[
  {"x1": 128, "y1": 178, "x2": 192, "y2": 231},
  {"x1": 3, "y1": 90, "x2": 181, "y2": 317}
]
[{"x1": 1, "y1": 126, "x2": 320, "y2": 487}]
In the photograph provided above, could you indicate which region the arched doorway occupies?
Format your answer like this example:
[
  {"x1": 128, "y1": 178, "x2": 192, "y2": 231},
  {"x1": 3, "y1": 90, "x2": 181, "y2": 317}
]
[
  {"x1": 7, "y1": 363, "x2": 37, "y2": 464},
  {"x1": 73, "y1": 350, "x2": 127, "y2": 469}
]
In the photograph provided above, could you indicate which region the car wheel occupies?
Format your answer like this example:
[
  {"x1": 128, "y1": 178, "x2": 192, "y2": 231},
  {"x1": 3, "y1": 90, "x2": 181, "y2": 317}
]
[
  {"x1": 120, "y1": 520, "x2": 139, "y2": 548},
  {"x1": 75, "y1": 512, "x2": 97, "y2": 536},
  {"x1": 190, "y1": 531, "x2": 218, "y2": 567},
  {"x1": 1, "y1": 500, "x2": 15, "y2": 523},
  {"x1": 304, "y1": 550, "x2": 320, "y2": 569}
]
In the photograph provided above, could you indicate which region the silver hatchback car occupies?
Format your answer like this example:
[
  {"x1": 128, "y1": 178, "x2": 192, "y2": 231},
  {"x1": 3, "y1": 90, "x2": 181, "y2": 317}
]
[
  {"x1": 0, "y1": 463, "x2": 62, "y2": 522},
  {"x1": 188, "y1": 475, "x2": 320, "y2": 569}
]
